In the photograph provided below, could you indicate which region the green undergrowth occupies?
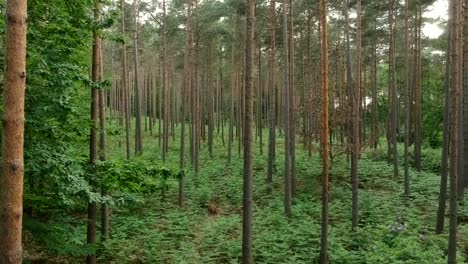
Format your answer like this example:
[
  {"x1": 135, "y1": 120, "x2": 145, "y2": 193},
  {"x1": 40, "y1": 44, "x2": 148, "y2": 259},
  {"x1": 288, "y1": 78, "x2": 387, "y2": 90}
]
[{"x1": 24, "y1": 128, "x2": 468, "y2": 263}]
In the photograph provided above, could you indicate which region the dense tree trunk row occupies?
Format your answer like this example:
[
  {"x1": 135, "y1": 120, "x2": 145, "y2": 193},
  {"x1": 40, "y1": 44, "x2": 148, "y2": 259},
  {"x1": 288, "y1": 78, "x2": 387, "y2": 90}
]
[
  {"x1": 0, "y1": 0, "x2": 456, "y2": 262},
  {"x1": 2, "y1": 0, "x2": 466, "y2": 263},
  {"x1": 98, "y1": 1, "x2": 468, "y2": 262}
]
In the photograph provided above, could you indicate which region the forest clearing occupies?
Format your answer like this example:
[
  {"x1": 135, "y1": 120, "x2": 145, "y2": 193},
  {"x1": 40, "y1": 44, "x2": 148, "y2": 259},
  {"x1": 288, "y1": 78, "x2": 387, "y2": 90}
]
[{"x1": 1, "y1": 0, "x2": 467, "y2": 263}]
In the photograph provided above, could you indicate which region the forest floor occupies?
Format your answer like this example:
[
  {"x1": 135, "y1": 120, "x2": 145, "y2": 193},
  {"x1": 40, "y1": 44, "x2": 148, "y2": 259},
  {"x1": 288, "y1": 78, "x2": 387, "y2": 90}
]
[{"x1": 24, "y1": 125, "x2": 468, "y2": 263}]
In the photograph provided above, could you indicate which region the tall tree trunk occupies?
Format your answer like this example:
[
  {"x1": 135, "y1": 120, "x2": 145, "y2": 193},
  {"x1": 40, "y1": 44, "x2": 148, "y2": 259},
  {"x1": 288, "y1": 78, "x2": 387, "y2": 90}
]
[
  {"x1": 99, "y1": 41, "x2": 109, "y2": 241},
  {"x1": 228, "y1": 37, "x2": 235, "y2": 163},
  {"x1": 361, "y1": 61, "x2": 366, "y2": 145},
  {"x1": 162, "y1": 0, "x2": 169, "y2": 162},
  {"x1": 436, "y1": 25, "x2": 451, "y2": 234},
  {"x1": 179, "y1": 0, "x2": 192, "y2": 207},
  {"x1": 208, "y1": 44, "x2": 215, "y2": 157},
  {"x1": 238, "y1": 54, "x2": 244, "y2": 157},
  {"x1": 447, "y1": 0, "x2": 462, "y2": 262},
  {"x1": 460, "y1": 0, "x2": 468, "y2": 197},
  {"x1": 120, "y1": 0, "x2": 131, "y2": 160},
  {"x1": 193, "y1": 37, "x2": 200, "y2": 175},
  {"x1": 267, "y1": 0, "x2": 276, "y2": 194},
  {"x1": 319, "y1": 0, "x2": 330, "y2": 262},
  {"x1": 344, "y1": 1, "x2": 353, "y2": 159},
  {"x1": 258, "y1": 43, "x2": 263, "y2": 155},
  {"x1": 170, "y1": 61, "x2": 176, "y2": 143},
  {"x1": 219, "y1": 48, "x2": 225, "y2": 146},
  {"x1": 159, "y1": 66, "x2": 163, "y2": 148},
  {"x1": 371, "y1": 35, "x2": 378, "y2": 149},
  {"x1": 282, "y1": 0, "x2": 292, "y2": 218},
  {"x1": 288, "y1": 0, "x2": 297, "y2": 197},
  {"x1": 133, "y1": 0, "x2": 143, "y2": 155},
  {"x1": 403, "y1": 0, "x2": 411, "y2": 197},
  {"x1": 242, "y1": 0, "x2": 255, "y2": 261},
  {"x1": 149, "y1": 72, "x2": 154, "y2": 136},
  {"x1": 306, "y1": 11, "x2": 313, "y2": 156},
  {"x1": 87, "y1": 2, "x2": 101, "y2": 263},
  {"x1": 1, "y1": 0, "x2": 27, "y2": 262},
  {"x1": 389, "y1": 0, "x2": 398, "y2": 179},
  {"x1": 144, "y1": 72, "x2": 148, "y2": 132},
  {"x1": 413, "y1": 4, "x2": 422, "y2": 172},
  {"x1": 351, "y1": 0, "x2": 361, "y2": 229}
]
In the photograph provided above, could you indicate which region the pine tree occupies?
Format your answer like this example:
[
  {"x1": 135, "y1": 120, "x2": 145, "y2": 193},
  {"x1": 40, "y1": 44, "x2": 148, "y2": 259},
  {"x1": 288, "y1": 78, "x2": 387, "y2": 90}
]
[
  {"x1": 267, "y1": 0, "x2": 277, "y2": 194},
  {"x1": 413, "y1": 3, "x2": 422, "y2": 172},
  {"x1": 282, "y1": 0, "x2": 292, "y2": 218},
  {"x1": 179, "y1": 0, "x2": 193, "y2": 207},
  {"x1": 120, "y1": 0, "x2": 131, "y2": 159},
  {"x1": 1, "y1": 0, "x2": 27, "y2": 262},
  {"x1": 242, "y1": 0, "x2": 255, "y2": 261},
  {"x1": 162, "y1": 0, "x2": 169, "y2": 161},
  {"x1": 403, "y1": 0, "x2": 411, "y2": 197},
  {"x1": 87, "y1": 2, "x2": 101, "y2": 263},
  {"x1": 460, "y1": 0, "x2": 468, "y2": 196},
  {"x1": 133, "y1": 0, "x2": 143, "y2": 155},
  {"x1": 352, "y1": 0, "x2": 362, "y2": 228},
  {"x1": 436, "y1": 25, "x2": 451, "y2": 234},
  {"x1": 388, "y1": 0, "x2": 398, "y2": 179},
  {"x1": 99, "y1": 40, "x2": 109, "y2": 241},
  {"x1": 447, "y1": 0, "x2": 462, "y2": 262},
  {"x1": 319, "y1": 0, "x2": 330, "y2": 262}
]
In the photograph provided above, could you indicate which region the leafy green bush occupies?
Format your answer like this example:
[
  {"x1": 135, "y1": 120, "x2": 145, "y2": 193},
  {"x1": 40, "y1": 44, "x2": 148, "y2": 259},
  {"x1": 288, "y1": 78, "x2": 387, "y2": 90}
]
[{"x1": 24, "y1": 217, "x2": 94, "y2": 257}]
